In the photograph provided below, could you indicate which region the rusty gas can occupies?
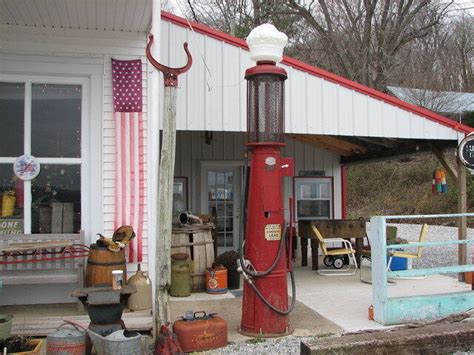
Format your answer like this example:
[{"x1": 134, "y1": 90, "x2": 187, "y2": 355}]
[
  {"x1": 206, "y1": 265, "x2": 228, "y2": 294},
  {"x1": 173, "y1": 311, "x2": 227, "y2": 352}
]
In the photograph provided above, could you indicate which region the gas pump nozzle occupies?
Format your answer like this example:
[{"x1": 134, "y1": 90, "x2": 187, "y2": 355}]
[{"x1": 237, "y1": 258, "x2": 255, "y2": 282}]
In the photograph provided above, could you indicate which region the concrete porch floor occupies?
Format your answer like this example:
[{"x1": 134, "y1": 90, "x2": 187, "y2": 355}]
[
  {"x1": 170, "y1": 262, "x2": 473, "y2": 341},
  {"x1": 292, "y1": 263, "x2": 472, "y2": 332}
]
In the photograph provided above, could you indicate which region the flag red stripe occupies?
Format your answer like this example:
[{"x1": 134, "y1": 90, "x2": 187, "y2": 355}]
[
  {"x1": 137, "y1": 112, "x2": 144, "y2": 262},
  {"x1": 129, "y1": 113, "x2": 135, "y2": 261}
]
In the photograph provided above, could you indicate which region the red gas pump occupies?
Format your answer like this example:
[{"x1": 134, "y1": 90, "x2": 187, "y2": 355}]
[{"x1": 239, "y1": 24, "x2": 295, "y2": 337}]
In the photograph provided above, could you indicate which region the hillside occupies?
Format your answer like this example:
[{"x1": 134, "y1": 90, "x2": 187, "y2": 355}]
[{"x1": 346, "y1": 149, "x2": 474, "y2": 225}]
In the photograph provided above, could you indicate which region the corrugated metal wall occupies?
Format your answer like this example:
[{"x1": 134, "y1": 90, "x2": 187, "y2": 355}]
[{"x1": 161, "y1": 20, "x2": 458, "y2": 141}]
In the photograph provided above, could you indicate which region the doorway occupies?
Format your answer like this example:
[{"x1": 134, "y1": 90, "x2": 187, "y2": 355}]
[{"x1": 201, "y1": 162, "x2": 242, "y2": 254}]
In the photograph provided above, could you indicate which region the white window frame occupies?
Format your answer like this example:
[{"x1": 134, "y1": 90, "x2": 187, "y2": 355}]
[
  {"x1": 0, "y1": 74, "x2": 89, "y2": 234},
  {"x1": 294, "y1": 176, "x2": 334, "y2": 221}
]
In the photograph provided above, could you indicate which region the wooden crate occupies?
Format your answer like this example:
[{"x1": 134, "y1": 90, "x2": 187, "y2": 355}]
[
  {"x1": 51, "y1": 202, "x2": 74, "y2": 233},
  {"x1": 171, "y1": 225, "x2": 215, "y2": 291}
]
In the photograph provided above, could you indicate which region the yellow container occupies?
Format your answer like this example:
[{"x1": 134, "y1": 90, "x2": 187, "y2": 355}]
[{"x1": 2, "y1": 192, "x2": 16, "y2": 217}]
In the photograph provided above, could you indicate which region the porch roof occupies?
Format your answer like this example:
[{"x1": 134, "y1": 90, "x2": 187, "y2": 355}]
[
  {"x1": 2, "y1": 2, "x2": 472, "y2": 163},
  {"x1": 160, "y1": 11, "x2": 473, "y2": 139},
  {"x1": 0, "y1": 0, "x2": 152, "y2": 32}
]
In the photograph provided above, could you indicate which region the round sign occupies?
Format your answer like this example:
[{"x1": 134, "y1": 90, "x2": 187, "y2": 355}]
[
  {"x1": 458, "y1": 135, "x2": 474, "y2": 169},
  {"x1": 265, "y1": 157, "x2": 276, "y2": 166},
  {"x1": 13, "y1": 154, "x2": 41, "y2": 180}
]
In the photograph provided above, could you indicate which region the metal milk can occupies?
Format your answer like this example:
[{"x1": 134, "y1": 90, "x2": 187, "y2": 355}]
[
  {"x1": 170, "y1": 253, "x2": 191, "y2": 297},
  {"x1": 127, "y1": 264, "x2": 152, "y2": 310}
]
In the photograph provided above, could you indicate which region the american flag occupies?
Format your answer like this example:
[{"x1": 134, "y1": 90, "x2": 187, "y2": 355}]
[{"x1": 112, "y1": 58, "x2": 144, "y2": 263}]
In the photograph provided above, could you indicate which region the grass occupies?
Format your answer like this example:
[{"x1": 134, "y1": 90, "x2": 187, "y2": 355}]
[
  {"x1": 245, "y1": 336, "x2": 266, "y2": 344},
  {"x1": 347, "y1": 150, "x2": 474, "y2": 225}
]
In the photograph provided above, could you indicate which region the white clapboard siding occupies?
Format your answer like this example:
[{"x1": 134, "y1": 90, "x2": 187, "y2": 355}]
[
  {"x1": 161, "y1": 18, "x2": 462, "y2": 141},
  {"x1": 1, "y1": 24, "x2": 150, "y2": 273},
  {"x1": 175, "y1": 131, "x2": 343, "y2": 219}
]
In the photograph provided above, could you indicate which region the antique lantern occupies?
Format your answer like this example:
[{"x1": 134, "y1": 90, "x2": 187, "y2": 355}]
[{"x1": 239, "y1": 24, "x2": 295, "y2": 337}]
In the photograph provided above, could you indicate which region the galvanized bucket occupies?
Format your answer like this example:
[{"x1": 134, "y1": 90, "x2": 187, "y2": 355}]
[
  {"x1": 0, "y1": 314, "x2": 12, "y2": 340},
  {"x1": 47, "y1": 323, "x2": 86, "y2": 355},
  {"x1": 88, "y1": 329, "x2": 141, "y2": 355}
]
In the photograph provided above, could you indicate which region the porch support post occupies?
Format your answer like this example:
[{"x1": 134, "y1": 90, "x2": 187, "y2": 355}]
[
  {"x1": 457, "y1": 157, "x2": 468, "y2": 281},
  {"x1": 149, "y1": 0, "x2": 162, "y2": 338},
  {"x1": 430, "y1": 144, "x2": 458, "y2": 181},
  {"x1": 431, "y1": 144, "x2": 468, "y2": 282}
]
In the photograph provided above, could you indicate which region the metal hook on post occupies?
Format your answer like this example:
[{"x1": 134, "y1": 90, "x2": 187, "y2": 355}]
[
  {"x1": 146, "y1": 34, "x2": 193, "y2": 87},
  {"x1": 148, "y1": 32, "x2": 193, "y2": 329}
]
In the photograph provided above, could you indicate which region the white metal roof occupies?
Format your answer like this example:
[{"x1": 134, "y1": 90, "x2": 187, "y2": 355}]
[
  {"x1": 0, "y1": 2, "x2": 470, "y2": 140},
  {"x1": 0, "y1": 0, "x2": 151, "y2": 32},
  {"x1": 160, "y1": 14, "x2": 472, "y2": 140}
]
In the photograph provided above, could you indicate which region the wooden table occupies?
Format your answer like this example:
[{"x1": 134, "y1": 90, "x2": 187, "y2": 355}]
[{"x1": 298, "y1": 219, "x2": 367, "y2": 270}]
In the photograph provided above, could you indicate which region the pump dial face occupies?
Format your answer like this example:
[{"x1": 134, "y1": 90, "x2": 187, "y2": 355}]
[{"x1": 265, "y1": 157, "x2": 276, "y2": 166}]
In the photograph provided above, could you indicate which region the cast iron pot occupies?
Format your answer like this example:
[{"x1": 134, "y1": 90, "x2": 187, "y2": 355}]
[{"x1": 86, "y1": 304, "x2": 124, "y2": 325}]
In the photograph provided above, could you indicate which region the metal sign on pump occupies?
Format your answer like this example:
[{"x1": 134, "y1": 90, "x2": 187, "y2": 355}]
[{"x1": 238, "y1": 24, "x2": 296, "y2": 337}]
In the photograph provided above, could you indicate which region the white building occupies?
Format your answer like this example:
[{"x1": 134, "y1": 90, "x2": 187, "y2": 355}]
[{"x1": 0, "y1": 1, "x2": 472, "y2": 306}]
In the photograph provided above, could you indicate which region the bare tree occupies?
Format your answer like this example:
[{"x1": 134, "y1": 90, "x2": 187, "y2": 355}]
[
  {"x1": 180, "y1": 0, "x2": 473, "y2": 95},
  {"x1": 392, "y1": 13, "x2": 473, "y2": 93},
  {"x1": 183, "y1": 0, "x2": 302, "y2": 39},
  {"x1": 282, "y1": 0, "x2": 453, "y2": 90}
]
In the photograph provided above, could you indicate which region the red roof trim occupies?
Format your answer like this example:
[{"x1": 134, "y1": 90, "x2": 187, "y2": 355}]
[{"x1": 161, "y1": 11, "x2": 473, "y2": 135}]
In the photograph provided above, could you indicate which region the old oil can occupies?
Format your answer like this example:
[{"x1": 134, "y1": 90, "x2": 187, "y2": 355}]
[{"x1": 173, "y1": 311, "x2": 227, "y2": 352}]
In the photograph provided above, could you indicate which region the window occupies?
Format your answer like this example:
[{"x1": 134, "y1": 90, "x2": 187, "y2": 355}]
[
  {"x1": 294, "y1": 177, "x2": 333, "y2": 220},
  {"x1": 173, "y1": 177, "x2": 188, "y2": 214},
  {"x1": 0, "y1": 80, "x2": 83, "y2": 234}
]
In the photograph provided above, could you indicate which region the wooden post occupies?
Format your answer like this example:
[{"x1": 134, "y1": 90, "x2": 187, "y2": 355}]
[
  {"x1": 155, "y1": 87, "x2": 177, "y2": 327},
  {"x1": 431, "y1": 145, "x2": 468, "y2": 282},
  {"x1": 430, "y1": 144, "x2": 458, "y2": 181},
  {"x1": 457, "y1": 158, "x2": 468, "y2": 281},
  {"x1": 146, "y1": 36, "x2": 192, "y2": 333}
]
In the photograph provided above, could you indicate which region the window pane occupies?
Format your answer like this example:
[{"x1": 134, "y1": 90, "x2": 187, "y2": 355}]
[
  {"x1": 172, "y1": 179, "x2": 187, "y2": 214},
  {"x1": 0, "y1": 83, "x2": 24, "y2": 157},
  {"x1": 0, "y1": 164, "x2": 24, "y2": 234},
  {"x1": 31, "y1": 164, "x2": 81, "y2": 233},
  {"x1": 31, "y1": 84, "x2": 81, "y2": 158},
  {"x1": 297, "y1": 200, "x2": 330, "y2": 219}
]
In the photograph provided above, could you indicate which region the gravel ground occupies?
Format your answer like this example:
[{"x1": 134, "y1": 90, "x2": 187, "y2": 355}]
[
  {"x1": 204, "y1": 223, "x2": 473, "y2": 354},
  {"x1": 387, "y1": 223, "x2": 474, "y2": 273},
  {"x1": 207, "y1": 335, "x2": 316, "y2": 355}
]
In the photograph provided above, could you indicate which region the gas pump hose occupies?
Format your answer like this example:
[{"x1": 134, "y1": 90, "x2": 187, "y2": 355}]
[
  {"x1": 239, "y1": 227, "x2": 296, "y2": 315},
  {"x1": 245, "y1": 264, "x2": 296, "y2": 316},
  {"x1": 239, "y1": 161, "x2": 296, "y2": 315}
]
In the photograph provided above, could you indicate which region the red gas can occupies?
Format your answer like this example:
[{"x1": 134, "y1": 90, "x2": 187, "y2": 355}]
[{"x1": 173, "y1": 311, "x2": 227, "y2": 352}]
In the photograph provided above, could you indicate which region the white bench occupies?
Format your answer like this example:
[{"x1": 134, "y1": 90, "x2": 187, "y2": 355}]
[{"x1": 0, "y1": 232, "x2": 86, "y2": 308}]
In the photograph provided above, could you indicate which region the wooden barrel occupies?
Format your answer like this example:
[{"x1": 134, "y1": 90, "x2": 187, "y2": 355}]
[{"x1": 85, "y1": 244, "x2": 127, "y2": 287}]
